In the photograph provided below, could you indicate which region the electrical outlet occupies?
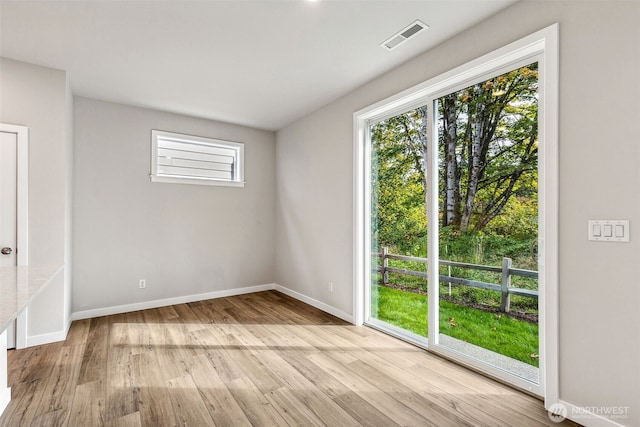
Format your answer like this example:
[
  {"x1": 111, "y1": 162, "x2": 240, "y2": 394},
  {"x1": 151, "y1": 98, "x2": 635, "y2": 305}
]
[
  {"x1": 328, "y1": 282, "x2": 333, "y2": 292},
  {"x1": 139, "y1": 279, "x2": 146, "y2": 289}
]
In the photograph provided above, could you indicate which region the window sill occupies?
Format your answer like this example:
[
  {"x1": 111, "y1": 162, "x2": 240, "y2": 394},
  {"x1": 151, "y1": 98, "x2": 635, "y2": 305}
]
[{"x1": 150, "y1": 175, "x2": 245, "y2": 188}]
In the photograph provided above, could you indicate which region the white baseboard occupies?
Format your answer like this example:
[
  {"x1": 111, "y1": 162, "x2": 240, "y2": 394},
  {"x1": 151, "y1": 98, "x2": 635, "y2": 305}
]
[
  {"x1": 559, "y1": 400, "x2": 631, "y2": 427},
  {"x1": 274, "y1": 284, "x2": 353, "y2": 323},
  {"x1": 71, "y1": 284, "x2": 276, "y2": 321},
  {"x1": 18, "y1": 318, "x2": 71, "y2": 349},
  {"x1": 25, "y1": 328, "x2": 69, "y2": 347},
  {"x1": 70, "y1": 283, "x2": 353, "y2": 326}
]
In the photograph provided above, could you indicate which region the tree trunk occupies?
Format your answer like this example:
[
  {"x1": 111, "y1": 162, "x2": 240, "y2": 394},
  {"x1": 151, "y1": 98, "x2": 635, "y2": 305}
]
[
  {"x1": 418, "y1": 106, "x2": 429, "y2": 219},
  {"x1": 442, "y1": 94, "x2": 459, "y2": 227},
  {"x1": 460, "y1": 84, "x2": 486, "y2": 231}
]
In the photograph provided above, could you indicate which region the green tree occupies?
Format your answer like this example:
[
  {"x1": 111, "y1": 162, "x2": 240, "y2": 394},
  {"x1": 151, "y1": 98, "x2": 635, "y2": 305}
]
[
  {"x1": 371, "y1": 107, "x2": 427, "y2": 254},
  {"x1": 371, "y1": 63, "x2": 539, "y2": 252},
  {"x1": 440, "y1": 63, "x2": 538, "y2": 232}
]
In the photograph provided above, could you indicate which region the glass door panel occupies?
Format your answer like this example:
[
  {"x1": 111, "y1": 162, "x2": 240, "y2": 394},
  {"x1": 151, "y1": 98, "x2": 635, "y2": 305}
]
[
  {"x1": 435, "y1": 63, "x2": 540, "y2": 383},
  {"x1": 369, "y1": 106, "x2": 429, "y2": 340}
]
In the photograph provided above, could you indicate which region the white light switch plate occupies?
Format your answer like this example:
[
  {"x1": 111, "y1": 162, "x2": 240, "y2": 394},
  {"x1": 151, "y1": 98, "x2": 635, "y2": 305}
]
[{"x1": 588, "y1": 220, "x2": 629, "y2": 242}]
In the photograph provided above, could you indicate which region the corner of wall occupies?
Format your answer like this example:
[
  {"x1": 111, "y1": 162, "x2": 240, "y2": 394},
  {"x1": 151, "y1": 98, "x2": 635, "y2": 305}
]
[
  {"x1": 64, "y1": 79, "x2": 74, "y2": 329},
  {"x1": 273, "y1": 283, "x2": 353, "y2": 324}
]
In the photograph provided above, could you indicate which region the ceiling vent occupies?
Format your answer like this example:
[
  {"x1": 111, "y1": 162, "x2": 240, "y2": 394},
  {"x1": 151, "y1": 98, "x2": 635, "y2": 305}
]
[{"x1": 381, "y1": 20, "x2": 429, "y2": 51}]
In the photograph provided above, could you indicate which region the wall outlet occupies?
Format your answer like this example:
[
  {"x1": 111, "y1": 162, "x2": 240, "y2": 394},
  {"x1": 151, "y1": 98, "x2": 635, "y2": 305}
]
[
  {"x1": 139, "y1": 279, "x2": 146, "y2": 289},
  {"x1": 328, "y1": 282, "x2": 333, "y2": 292}
]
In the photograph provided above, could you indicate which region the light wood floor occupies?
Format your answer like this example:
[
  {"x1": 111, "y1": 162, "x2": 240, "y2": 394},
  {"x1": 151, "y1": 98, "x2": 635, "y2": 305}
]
[{"x1": 1, "y1": 291, "x2": 577, "y2": 426}]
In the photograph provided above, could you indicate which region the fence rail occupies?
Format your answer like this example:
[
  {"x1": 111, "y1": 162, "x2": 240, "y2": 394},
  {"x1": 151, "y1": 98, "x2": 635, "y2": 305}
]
[{"x1": 374, "y1": 247, "x2": 538, "y2": 312}]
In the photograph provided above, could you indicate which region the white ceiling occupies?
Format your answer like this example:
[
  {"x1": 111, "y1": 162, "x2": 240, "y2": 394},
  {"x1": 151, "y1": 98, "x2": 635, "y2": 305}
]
[{"x1": 0, "y1": 0, "x2": 517, "y2": 131}]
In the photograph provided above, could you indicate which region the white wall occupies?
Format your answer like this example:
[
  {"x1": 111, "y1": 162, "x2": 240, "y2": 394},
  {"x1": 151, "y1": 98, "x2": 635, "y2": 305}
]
[
  {"x1": 0, "y1": 58, "x2": 72, "y2": 341},
  {"x1": 275, "y1": 1, "x2": 639, "y2": 426},
  {"x1": 72, "y1": 97, "x2": 276, "y2": 314}
]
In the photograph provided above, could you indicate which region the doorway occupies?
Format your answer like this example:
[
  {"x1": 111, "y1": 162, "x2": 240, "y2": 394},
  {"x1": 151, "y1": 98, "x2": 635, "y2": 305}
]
[
  {"x1": 0, "y1": 130, "x2": 18, "y2": 348},
  {"x1": 367, "y1": 61, "x2": 540, "y2": 385},
  {"x1": 354, "y1": 26, "x2": 558, "y2": 398},
  {"x1": 0, "y1": 124, "x2": 29, "y2": 350}
]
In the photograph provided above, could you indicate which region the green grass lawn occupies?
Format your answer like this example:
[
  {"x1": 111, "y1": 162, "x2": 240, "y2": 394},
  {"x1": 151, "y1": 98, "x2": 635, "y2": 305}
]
[{"x1": 374, "y1": 285, "x2": 539, "y2": 367}]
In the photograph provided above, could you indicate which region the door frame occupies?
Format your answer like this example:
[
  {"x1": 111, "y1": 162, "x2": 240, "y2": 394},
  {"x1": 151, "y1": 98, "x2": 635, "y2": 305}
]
[
  {"x1": 353, "y1": 24, "x2": 558, "y2": 403},
  {"x1": 0, "y1": 123, "x2": 29, "y2": 349}
]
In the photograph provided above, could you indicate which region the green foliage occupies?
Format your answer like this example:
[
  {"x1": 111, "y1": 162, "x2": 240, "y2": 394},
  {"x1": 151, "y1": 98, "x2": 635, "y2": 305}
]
[
  {"x1": 370, "y1": 62, "x2": 540, "y2": 313},
  {"x1": 371, "y1": 62, "x2": 538, "y2": 235},
  {"x1": 371, "y1": 107, "x2": 427, "y2": 254}
]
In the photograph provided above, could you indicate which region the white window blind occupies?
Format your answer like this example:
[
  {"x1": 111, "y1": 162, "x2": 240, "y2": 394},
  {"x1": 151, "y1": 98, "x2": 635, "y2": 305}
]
[{"x1": 151, "y1": 130, "x2": 244, "y2": 187}]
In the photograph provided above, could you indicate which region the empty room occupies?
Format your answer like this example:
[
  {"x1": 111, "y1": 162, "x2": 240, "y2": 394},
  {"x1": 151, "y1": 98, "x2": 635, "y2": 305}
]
[{"x1": 0, "y1": 0, "x2": 638, "y2": 426}]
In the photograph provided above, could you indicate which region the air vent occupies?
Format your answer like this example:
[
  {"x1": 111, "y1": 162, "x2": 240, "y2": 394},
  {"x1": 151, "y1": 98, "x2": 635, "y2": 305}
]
[{"x1": 381, "y1": 20, "x2": 429, "y2": 51}]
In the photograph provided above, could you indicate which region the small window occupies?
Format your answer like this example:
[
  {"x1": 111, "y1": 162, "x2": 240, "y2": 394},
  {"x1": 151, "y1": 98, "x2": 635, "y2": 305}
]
[{"x1": 151, "y1": 130, "x2": 244, "y2": 187}]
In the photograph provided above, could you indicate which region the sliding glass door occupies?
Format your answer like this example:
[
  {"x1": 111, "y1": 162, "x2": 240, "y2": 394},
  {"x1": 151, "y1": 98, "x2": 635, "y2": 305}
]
[{"x1": 359, "y1": 44, "x2": 554, "y2": 395}]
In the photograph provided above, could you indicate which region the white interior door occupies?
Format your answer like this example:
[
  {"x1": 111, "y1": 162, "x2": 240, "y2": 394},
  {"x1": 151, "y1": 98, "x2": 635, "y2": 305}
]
[{"x1": 0, "y1": 131, "x2": 18, "y2": 349}]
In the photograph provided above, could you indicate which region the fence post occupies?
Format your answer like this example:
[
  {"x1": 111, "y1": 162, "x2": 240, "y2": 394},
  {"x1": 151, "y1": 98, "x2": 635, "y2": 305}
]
[
  {"x1": 382, "y1": 247, "x2": 389, "y2": 285},
  {"x1": 500, "y1": 257, "x2": 512, "y2": 312}
]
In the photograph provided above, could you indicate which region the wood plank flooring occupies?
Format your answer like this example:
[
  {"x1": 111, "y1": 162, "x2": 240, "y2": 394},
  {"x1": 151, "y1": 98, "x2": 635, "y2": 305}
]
[{"x1": 0, "y1": 291, "x2": 578, "y2": 426}]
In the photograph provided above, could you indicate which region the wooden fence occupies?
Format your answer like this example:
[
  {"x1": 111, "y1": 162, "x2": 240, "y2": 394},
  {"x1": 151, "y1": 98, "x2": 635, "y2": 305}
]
[{"x1": 374, "y1": 247, "x2": 538, "y2": 312}]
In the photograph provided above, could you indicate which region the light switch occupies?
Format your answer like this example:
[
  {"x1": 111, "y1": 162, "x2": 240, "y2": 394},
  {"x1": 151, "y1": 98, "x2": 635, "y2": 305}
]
[{"x1": 588, "y1": 220, "x2": 629, "y2": 242}]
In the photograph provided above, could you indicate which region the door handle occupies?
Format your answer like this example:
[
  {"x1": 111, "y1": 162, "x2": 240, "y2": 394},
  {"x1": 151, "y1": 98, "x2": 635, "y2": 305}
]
[{"x1": 1, "y1": 247, "x2": 12, "y2": 255}]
